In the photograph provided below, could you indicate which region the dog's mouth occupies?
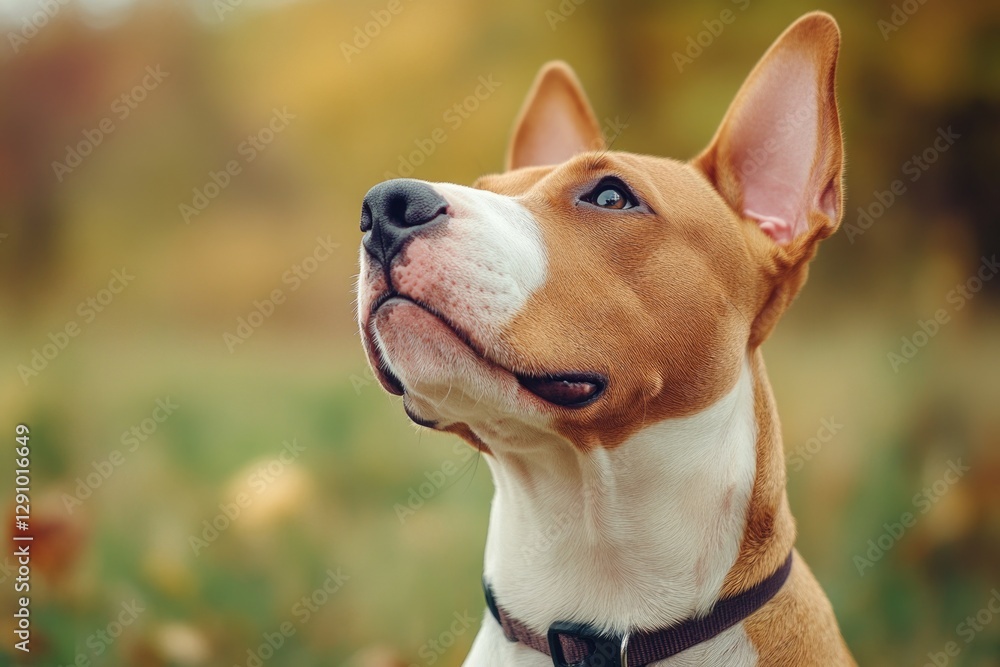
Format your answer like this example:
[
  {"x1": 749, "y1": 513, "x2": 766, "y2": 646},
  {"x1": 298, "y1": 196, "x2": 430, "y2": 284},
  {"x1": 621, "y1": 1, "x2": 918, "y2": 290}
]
[{"x1": 364, "y1": 291, "x2": 606, "y2": 409}]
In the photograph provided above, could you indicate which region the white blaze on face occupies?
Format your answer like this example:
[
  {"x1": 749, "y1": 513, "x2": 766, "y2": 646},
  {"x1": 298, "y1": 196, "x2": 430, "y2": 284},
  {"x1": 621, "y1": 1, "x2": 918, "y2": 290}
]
[{"x1": 364, "y1": 181, "x2": 548, "y2": 415}]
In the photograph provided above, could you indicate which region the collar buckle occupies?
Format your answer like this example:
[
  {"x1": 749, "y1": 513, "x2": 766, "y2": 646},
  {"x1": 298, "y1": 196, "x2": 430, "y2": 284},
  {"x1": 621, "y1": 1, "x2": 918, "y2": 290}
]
[{"x1": 547, "y1": 622, "x2": 630, "y2": 667}]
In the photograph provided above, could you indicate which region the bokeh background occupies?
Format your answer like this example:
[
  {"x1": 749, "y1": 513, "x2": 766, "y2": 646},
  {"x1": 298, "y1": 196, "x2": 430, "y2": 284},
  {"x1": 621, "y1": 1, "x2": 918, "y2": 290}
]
[{"x1": 1, "y1": 0, "x2": 999, "y2": 665}]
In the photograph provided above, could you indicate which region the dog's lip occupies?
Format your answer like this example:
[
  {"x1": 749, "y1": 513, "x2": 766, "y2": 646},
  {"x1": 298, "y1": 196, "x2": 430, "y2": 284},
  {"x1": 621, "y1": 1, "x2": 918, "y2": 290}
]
[
  {"x1": 367, "y1": 291, "x2": 608, "y2": 409},
  {"x1": 365, "y1": 329, "x2": 405, "y2": 396},
  {"x1": 363, "y1": 307, "x2": 405, "y2": 396}
]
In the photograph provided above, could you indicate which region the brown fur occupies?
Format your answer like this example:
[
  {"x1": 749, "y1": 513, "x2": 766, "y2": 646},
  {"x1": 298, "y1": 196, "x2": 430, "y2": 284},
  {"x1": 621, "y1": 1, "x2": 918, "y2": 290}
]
[
  {"x1": 365, "y1": 11, "x2": 854, "y2": 664},
  {"x1": 465, "y1": 11, "x2": 854, "y2": 664}
]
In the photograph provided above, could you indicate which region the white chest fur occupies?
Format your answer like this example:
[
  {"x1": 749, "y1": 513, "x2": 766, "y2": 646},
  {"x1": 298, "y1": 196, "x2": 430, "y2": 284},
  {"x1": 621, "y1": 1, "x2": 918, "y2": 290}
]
[{"x1": 463, "y1": 361, "x2": 760, "y2": 666}]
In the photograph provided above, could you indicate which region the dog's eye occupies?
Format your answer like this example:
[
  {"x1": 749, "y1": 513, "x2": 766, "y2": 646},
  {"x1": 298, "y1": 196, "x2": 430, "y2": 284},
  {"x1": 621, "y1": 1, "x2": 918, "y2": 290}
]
[
  {"x1": 594, "y1": 187, "x2": 626, "y2": 208},
  {"x1": 582, "y1": 179, "x2": 636, "y2": 210}
]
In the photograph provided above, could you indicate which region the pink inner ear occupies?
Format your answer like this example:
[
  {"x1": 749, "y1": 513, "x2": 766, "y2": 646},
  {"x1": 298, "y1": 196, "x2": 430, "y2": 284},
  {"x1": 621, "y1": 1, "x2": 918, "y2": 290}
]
[
  {"x1": 727, "y1": 55, "x2": 819, "y2": 244},
  {"x1": 522, "y1": 93, "x2": 596, "y2": 166},
  {"x1": 745, "y1": 209, "x2": 794, "y2": 245},
  {"x1": 509, "y1": 65, "x2": 605, "y2": 170}
]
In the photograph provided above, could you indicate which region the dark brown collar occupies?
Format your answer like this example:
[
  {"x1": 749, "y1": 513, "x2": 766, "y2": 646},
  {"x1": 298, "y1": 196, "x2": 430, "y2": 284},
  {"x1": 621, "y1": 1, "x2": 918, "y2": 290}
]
[{"x1": 483, "y1": 551, "x2": 794, "y2": 667}]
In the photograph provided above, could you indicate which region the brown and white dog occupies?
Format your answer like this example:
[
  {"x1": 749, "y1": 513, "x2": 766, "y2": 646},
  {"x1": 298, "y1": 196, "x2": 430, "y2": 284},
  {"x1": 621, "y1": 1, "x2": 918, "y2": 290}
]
[{"x1": 357, "y1": 12, "x2": 855, "y2": 666}]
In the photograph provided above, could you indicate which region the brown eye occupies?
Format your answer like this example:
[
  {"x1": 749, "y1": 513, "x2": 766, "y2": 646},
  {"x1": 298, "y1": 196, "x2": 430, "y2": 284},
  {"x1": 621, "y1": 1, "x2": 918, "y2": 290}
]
[
  {"x1": 583, "y1": 179, "x2": 636, "y2": 210},
  {"x1": 594, "y1": 187, "x2": 626, "y2": 208}
]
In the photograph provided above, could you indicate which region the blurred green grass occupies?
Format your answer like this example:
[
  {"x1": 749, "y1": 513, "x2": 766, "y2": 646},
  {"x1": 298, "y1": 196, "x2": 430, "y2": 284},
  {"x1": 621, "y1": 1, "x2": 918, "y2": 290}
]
[{"x1": 3, "y1": 326, "x2": 495, "y2": 665}]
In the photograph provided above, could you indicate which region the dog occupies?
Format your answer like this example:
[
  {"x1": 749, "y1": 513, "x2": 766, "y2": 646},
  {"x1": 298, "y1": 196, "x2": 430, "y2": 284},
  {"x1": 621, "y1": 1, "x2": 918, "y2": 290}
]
[{"x1": 357, "y1": 11, "x2": 855, "y2": 666}]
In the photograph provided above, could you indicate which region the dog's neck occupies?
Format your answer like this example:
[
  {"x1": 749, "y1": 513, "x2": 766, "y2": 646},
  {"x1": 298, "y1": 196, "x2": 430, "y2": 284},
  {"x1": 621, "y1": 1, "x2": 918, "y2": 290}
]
[{"x1": 480, "y1": 350, "x2": 795, "y2": 637}]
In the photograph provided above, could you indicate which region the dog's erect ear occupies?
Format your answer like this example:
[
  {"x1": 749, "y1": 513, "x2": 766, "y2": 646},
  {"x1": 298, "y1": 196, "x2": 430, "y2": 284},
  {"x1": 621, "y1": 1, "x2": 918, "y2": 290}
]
[
  {"x1": 693, "y1": 12, "x2": 844, "y2": 345},
  {"x1": 506, "y1": 61, "x2": 605, "y2": 171},
  {"x1": 695, "y1": 12, "x2": 843, "y2": 245}
]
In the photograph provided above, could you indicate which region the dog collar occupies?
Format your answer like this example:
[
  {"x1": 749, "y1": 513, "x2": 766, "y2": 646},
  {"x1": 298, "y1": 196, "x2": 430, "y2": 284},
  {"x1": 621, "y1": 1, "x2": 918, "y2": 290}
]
[{"x1": 483, "y1": 551, "x2": 794, "y2": 667}]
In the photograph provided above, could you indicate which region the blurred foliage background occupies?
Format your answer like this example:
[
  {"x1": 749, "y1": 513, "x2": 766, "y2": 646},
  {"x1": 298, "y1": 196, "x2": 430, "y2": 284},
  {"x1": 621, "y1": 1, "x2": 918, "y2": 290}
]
[{"x1": 1, "y1": 0, "x2": 999, "y2": 665}]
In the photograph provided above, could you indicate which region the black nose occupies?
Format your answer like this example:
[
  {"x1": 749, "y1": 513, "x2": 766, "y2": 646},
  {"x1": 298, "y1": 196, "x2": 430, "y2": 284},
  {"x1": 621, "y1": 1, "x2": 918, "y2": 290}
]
[{"x1": 360, "y1": 179, "x2": 449, "y2": 267}]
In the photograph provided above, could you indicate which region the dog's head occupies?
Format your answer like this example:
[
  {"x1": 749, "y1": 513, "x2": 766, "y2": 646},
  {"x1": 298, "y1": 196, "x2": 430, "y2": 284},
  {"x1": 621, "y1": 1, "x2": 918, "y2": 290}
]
[{"x1": 357, "y1": 13, "x2": 843, "y2": 451}]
